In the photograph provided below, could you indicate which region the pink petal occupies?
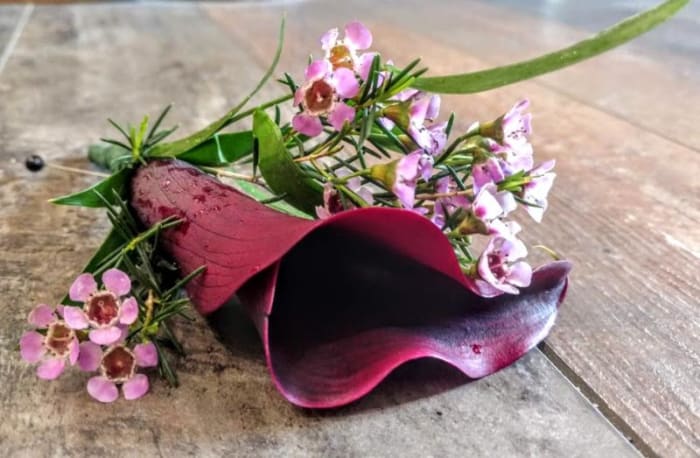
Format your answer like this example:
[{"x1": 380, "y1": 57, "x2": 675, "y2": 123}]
[
  {"x1": 426, "y1": 94, "x2": 441, "y2": 122},
  {"x1": 27, "y1": 304, "x2": 55, "y2": 328},
  {"x1": 78, "y1": 341, "x2": 102, "y2": 372},
  {"x1": 55, "y1": 304, "x2": 65, "y2": 318},
  {"x1": 89, "y1": 326, "x2": 123, "y2": 345},
  {"x1": 87, "y1": 376, "x2": 119, "y2": 403},
  {"x1": 118, "y1": 324, "x2": 129, "y2": 343},
  {"x1": 472, "y1": 186, "x2": 503, "y2": 221},
  {"x1": 292, "y1": 114, "x2": 323, "y2": 137},
  {"x1": 328, "y1": 102, "x2": 355, "y2": 131},
  {"x1": 119, "y1": 297, "x2": 139, "y2": 325},
  {"x1": 63, "y1": 306, "x2": 89, "y2": 330},
  {"x1": 319, "y1": 27, "x2": 339, "y2": 50},
  {"x1": 332, "y1": 67, "x2": 359, "y2": 99},
  {"x1": 509, "y1": 261, "x2": 533, "y2": 288},
  {"x1": 122, "y1": 374, "x2": 149, "y2": 401},
  {"x1": 134, "y1": 342, "x2": 158, "y2": 367},
  {"x1": 37, "y1": 358, "x2": 65, "y2": 380},
  {"x1": 102, "y1": 268, "x2": 131, "y2": 296},
  {"x1": 293, "y1": 88, "x2": 303, "y2": 106},
  {"x1": 357, "y1": 52, "x2": 377, "y2": 81},
  {"x1": 69, "y1": 273, "x2": 97, "y2": 302},
  {"x1": 344, "y1": 21, "x2": 372, "y2": 50},
  {"x1": 305, "y1": 59, "x2": 331, "y2": 81},
  {"x1": 409, "y1": 96, "x2": 430, "y2": 126},
  {"x1": 68, "y1": 338, "x2": 79, "y2": 365},
  {"x1": 20, "y1": 331, "x2": 46, "y2": 363}
]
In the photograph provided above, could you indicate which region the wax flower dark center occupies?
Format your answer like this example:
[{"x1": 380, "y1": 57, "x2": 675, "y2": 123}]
[
  {"x1": 86, "y1": 291, "x2": 119, "y2": 326},
  {"x1": 488, "y1": 253, "x2": 508, "y2": 278},
  {"x1": 101, "y1": 346, "x2": 135, "y2": 382},
  {"x1": 329, "y1": 45, "x2": 353, "y2": 70},
  {"x1": 46, "y1": 322, "x2": 74, "y2": 357},
  {"x1": 304, "y1": 79, "x2": 335, "y2": 114}
]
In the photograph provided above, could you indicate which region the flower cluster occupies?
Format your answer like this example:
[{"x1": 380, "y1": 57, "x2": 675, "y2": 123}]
[
  {"x1": 289, "y1": 22, "x2": 556, "y2": 297},
  {"x1": 292, "y1": 22, "x2": 374, "y2": 137},
  {"x1": 19, "y1": 269, "x2": 157, "y2": 402}
]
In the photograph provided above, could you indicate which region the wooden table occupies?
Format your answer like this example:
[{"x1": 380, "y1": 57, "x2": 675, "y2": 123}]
[{"x1": 0, "y1": 1, "x2": 697, "y2": 456}]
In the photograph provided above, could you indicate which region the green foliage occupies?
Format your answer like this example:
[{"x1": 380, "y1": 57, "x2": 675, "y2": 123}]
[
  {"x1": 50, "y1": 167, "x2": 131, "y2": 208},
  {"x1": 232, "y1": 179, "x2": 313, "y2": 219},
  {"x1": 176, "y1": 131, "x2": 254, "y2": 166},
  {"x1": 254, "y1": 110, "x2": 323, "y2": 214}
]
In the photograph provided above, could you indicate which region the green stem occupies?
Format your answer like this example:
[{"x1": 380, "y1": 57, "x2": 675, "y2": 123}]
[{"x1": 224, "y1": 93, "x2": 294, "y2": 128}]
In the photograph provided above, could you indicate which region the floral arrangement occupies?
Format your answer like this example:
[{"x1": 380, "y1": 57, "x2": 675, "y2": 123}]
[{"x1": 20, "y1": 1, "x2": 685, "y2": 407}]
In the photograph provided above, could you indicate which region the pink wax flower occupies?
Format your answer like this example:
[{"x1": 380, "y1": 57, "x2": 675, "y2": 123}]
[
  {"x1": 522, "y1": 160, "x2": 556, "y2": 222},
  {"x1": 292, "y1": 59, "x2": 360, "y2": 137},
  {"x1": 63, "y1": 268, "x2": 139, "y2": 346},
  {"x1": 86, "y1": 342, "x2": 158, "y2": 403},
  {"x1": 471, "y1": 183, "x2": 517, "y2": 236},
  {"x1": 382, "y1": 91, "x2": 446, "y2": 156},
  {"x1": 501, "y1": 99, "x2": 533, "y2": 149},
  {"x1": 472, "y1": 157, "x2": 506, "y2": 194},
  {"x1": 315, "y1": 183, "x2": 345, "y2": 219},
  {"x1": 19, "y1": 304, "x2": 79, "y2": 380},
  {"x1": 474, "y1": 235, "x2": 533, "y2": 297},
  {"x1": 408, "y1": 94, "x2": 446, "y2": 156},
  {"x1": 393, "y1": 151, "x2": 433, "y2": 209},
  {"x1": 316, "y1": 175, "x2": 375, "y2": 219},
  {"x1": 431, "y1": 176, "x2": 470, "y2": 229},
  {"x1": 320, "y1": 21, "x2": 374, "y2": 75}
]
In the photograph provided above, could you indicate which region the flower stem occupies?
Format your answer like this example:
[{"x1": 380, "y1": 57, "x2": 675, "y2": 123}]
[
  {"x1": 199, "y1": 166, "x2": 258, "y2": 182},
  {"x1": 224, "y1": 93, "x2": 294, "y2": 128}
]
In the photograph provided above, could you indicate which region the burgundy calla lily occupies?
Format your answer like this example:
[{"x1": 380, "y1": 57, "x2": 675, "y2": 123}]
[{"x1": 131, "y1": 160, "x2": 571, "y2": 408}]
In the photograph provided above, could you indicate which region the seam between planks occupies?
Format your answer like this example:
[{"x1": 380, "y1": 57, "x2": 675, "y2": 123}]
[
  {"x1": 0, "y1": 3, "x2": 33, "y2": 77},
  {"x1": 538, "y1": 342, "x2": 659, "y2": 458}
]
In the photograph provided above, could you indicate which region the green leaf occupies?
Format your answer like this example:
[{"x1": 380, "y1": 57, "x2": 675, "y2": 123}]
[
  {"x1": 411, "y1": 0, "x2": 688, "y2": 94},
  {"x1": 148, "y1": 17, "x2": 286, "y2": 158},
  {"x1": 59, "y1": 228, "x2": 128, "y2": 304},
  {"x1": 232, "y1": 179, "x2": 313, "y2": 219},
  {"x1": 176, "y1": 131, "x2": 254, "y2": 166},
  {"x1": 50, "y1": 167, "x2": 132, "y2": 208},
  {"x1": 253, "y1": 110, "x2": 322, "y2": 214}
]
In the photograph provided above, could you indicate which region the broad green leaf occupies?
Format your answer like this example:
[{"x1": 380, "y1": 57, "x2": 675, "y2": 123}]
[
  {"x1": 59, "y1": 228, "x2": 128, "y2": 304},
  {"x1": 412, "y1": 0, "x2": 688, "y2": 94},
  {"x1": 232, "y1": 179, "x2": 313, "y2": 219},
  {"x1": 177, "y1": 131, "x2": 254, "y2": 166},
  {"x1": 50, "y1": 167, "x2": 131, "y2": 208},
  {"x1": 253, "y1": 110, "x2": 322, "y2": 214},
  {"x1": 148, "y1": 17, "x2": 286, "y2": 158}
]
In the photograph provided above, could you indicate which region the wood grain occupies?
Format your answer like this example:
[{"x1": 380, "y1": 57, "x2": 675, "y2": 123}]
[
  {"x1": 0, "y1": 5, "x2": 24, "y2": 69},
  {"x1": 372, "y1": 0, "x2": 700, "y2": 152},
  {"x1": 203, "y1": 2, "x2": 700, "y2": 456},
  {"x1": 0, "y1": 3, "x2": 638, "y2": 457}
]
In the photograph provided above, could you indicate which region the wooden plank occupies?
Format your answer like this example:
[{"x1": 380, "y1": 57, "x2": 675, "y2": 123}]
[
  {"x1": 366, "y1": 0, "x2": 700, "y2": 152},
  {"x1": 0, "y1": 5, "x2": 25, "y2": 73},
  {"x1": 487, "y1": 0, "x2": 700, "y2": 59},
  {"x1": 0, "y1": 4, "x2": 638, "y2": 457},
  {"x1": 203, "y1": 2, "x2": 700, "y2": 456}
]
